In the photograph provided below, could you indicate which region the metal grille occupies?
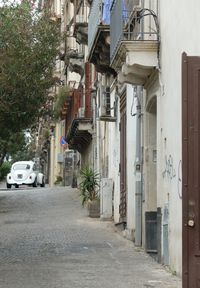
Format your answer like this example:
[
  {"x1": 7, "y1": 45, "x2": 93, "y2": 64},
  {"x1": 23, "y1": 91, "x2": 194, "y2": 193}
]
[{"x1": 145, "y1": 211, "x2": 157, "y2": 253}]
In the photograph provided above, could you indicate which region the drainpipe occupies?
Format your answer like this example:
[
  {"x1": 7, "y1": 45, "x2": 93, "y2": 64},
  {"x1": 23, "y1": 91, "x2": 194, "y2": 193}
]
[
  {"x1": 135, "y1": 86, "x2": 143, "y2": 246},
  {"x1": 92, "y1": 88, "x2": 97, "y2": 172},
  {"x1": 134, "y1": 0, "x2": 145, "y2": 246},
  {"x1": 50, "y1": 128, "x2": 55, "y2": 187}
]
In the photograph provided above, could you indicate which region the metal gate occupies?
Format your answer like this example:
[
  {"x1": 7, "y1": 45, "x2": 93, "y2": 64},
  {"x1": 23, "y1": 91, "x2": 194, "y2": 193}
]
[{"x1": 182, "y1": 52, "x2": 200, "y2": 288}]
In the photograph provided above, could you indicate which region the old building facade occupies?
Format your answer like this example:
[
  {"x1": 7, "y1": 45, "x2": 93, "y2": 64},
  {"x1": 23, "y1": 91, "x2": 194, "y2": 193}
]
[{"x1": 45, "y1": 0, "x2": 200, "y2": 286}]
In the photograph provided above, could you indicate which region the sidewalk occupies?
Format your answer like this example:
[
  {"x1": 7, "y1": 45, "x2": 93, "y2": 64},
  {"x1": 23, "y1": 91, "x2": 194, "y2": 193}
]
[
  {"x1": 110, "y1": 224, "x2": 182, "y2": 287},
  {"x1": 95, "y1": 219, "x2": 182, "y2": 288},
  {"x1": 67, "y1": 188, "x2": 182, "y2": 288},
  {"x1": 75, "y1": 188, "x2": 182, "y2": 288}
]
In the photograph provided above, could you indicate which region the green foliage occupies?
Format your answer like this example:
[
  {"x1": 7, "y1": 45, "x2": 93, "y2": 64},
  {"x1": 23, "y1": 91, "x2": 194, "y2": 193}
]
[
  {"x1": 53, "y1": 86, "x2": 71, "y2": 120},
  {"x1": 54, "y1": 175, "x2": 63, "y2": 185},
  {"x1": 11, "y1": 146, "x2": 35, "y2": 163},
  {"x1": 0, "y1": 1, "x2": 61, "y2": 137},
  {"x1": 79, "y1": 167, "x2": 100, "y2": 206},
  {"x1": 0, "y1": 131, "x2": 35, "y2": 166},
  {"x1": 0, "y1": 161, "x2": 12, "y2": 181},
  {"x1": 42, "y1": 128, "x2": 50, "y2": 140}
]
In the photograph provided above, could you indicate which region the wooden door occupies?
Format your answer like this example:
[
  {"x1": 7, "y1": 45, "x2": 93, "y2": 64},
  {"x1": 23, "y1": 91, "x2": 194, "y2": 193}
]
[
  {"x1": 182, "y1": 52, "x2": 200, "y2": 288},
  {"x1": 119, "y1": 92, "x2": 127, "y2": 222}
]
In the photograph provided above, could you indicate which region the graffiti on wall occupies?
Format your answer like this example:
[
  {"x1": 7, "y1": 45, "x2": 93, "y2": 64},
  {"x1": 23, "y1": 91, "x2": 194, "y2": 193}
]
[
  {"x1": 162, "y1": 155, "x2": 182, "y2": 199},
  {"x1": 162, "y1": 155, "x2": 176, "y2": 180}
]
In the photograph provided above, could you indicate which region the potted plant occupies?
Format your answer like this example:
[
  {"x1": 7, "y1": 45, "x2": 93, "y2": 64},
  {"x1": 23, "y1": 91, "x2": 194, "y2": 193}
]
[
  {"x1": 54, "y1": 175, "x2": 63, "y2": 186},
  {"x1": 79, "y1": 166, "x2": 100, "y2": 218}
]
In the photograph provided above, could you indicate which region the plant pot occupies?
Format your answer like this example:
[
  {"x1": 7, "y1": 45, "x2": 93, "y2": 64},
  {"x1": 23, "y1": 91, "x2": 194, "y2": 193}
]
[{"x1": 87, "y1": 199, "x2": 100, "y2": 218}]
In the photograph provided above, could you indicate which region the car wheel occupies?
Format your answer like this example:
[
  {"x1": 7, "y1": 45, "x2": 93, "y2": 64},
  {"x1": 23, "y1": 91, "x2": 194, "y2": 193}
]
[
  {"x1": 40, "y1": 178, "x2": 45, "y2": 187},
  {"x1": 15, "y1": 184, "x2": 19, "y2": 188},
  {"x1": 6, "y1": 183, "x2": 11, "y2": 189},
  {"x1": 33, "y1": 178, "x2": 37, "y2": 187}
]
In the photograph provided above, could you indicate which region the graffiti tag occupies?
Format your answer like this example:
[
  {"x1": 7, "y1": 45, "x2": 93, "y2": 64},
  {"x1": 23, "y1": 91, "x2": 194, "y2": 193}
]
[{"x1": 162, "y1": 155, "x2": 176, "y2": 180}]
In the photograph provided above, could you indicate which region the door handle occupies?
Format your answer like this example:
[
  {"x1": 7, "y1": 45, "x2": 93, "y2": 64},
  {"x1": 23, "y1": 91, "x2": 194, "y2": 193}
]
[{"x1": 188, "y1": 219, "x2": 195, "y2": 227}]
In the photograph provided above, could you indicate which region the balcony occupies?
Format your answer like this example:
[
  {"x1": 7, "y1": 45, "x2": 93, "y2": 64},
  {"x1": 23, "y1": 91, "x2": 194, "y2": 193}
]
[
  {"x1": 65, "y1": 88, "x2": 93, "y2": 154},
  {"x1": 73, "y1": 9, "x2": 89, "y2": 45},
  {"x1": 110, "y1": 0, "x2": 159, "y2": 85},
  {"x1": 64, "y1": 49, "x2": 84, "y2": 77},
  {"x1": 88, "y1": 0, "x2": 116, "y2": 75},
  {"x1": 53, "y1": 86, "x2": 73, "y2": 120},
  {"x1": 66, "y1": 118, "x2": 93, "y2": 153}
]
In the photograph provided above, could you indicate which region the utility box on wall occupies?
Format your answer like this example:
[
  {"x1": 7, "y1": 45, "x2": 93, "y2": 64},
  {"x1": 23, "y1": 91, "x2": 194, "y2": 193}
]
[
  {"x1": 63, "y1": 150, "x2": 77, "y2": 187},
  {"x1": 57, "y1": 153, "x2": 64, "y2": 163},
  {"x1": 100, "y1": 178, "x2": 113, "y2": 220}
]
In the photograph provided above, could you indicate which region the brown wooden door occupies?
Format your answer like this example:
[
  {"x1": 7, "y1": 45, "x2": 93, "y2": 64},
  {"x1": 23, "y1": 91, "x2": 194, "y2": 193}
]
[
  {"x1": 182, "y1": 52, "x2": 200, "y2": 288},
  {"x1": 119, "y1": 92, "x2": 127, "y2": 222}
]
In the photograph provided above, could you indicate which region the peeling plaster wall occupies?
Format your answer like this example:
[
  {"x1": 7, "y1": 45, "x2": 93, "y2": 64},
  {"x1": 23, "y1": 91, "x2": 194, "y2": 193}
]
[{"x1": 158, "y1": 0, "x2": 200, "y2": 275}]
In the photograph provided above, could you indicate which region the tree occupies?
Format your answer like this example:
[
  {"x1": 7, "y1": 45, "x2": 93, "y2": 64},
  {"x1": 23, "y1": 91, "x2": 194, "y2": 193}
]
[
  {"x1": 0, "y1": 131, "x2": 34, "y2": 166},
  {"x1": 0, "y1": 0, "x2": 61, "y2": 136}
]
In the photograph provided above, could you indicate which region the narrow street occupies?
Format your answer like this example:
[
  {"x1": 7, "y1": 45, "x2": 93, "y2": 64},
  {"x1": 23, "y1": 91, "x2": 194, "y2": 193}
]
[{"x1": 0, "y1": 186, "x2": 181, "y2": 288}]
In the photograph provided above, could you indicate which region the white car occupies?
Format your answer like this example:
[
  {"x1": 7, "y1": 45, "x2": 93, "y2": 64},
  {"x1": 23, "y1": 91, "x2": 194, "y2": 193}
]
[{"x1": 6, "y1": 161, "x2": 45, "y2": 189}]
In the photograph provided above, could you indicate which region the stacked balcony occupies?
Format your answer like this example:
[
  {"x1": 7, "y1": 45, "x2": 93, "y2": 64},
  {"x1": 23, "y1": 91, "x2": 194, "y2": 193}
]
[
  {"x1": 110, "y1": 0, "x2": 159, "y2": 85},
  {"x1": 73, "y1": 5, "x2": 89, "y2": 45},
  {"x1": 88, "y1": 0, "x2": 116, "y2": 76},
  {"x1": 66, "y1": 63, "x2": 93, "y2": 154},
  {"x1": 65, "y1": 48, "x2": 84, "y2": 77}
]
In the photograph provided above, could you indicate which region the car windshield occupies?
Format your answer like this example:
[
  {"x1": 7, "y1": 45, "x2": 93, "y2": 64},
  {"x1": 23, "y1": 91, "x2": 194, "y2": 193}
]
[{"x1": 13, "y1": 164, "x2": 31, "y2": 170}]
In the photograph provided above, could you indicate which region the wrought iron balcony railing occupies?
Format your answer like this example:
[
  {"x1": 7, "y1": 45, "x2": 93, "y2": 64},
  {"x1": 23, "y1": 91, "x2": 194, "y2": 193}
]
[{"x1": 110, "y1": 0, "x2": 159, "y2": 65}]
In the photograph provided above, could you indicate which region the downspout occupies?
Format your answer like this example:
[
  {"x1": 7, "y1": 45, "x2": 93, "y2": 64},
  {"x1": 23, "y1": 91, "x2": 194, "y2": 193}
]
[
  {"x1": 92, "y1": 87, "x2": 97, "y2": 172},
  {"x1": 135, "y1": 0, "x2": 145, "y2": 247},
  {"x1": 135, "y1": 86, "x2": 143, "y2": 246},
  {"x1": 50, "y1": 130, "x2": 55, "y2": 187}
]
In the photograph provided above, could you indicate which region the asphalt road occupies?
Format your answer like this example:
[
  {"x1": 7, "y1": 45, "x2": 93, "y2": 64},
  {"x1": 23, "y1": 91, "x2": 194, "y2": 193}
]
[{"x1": 0, "y1": 186, "x2": 182, "y2": 288}]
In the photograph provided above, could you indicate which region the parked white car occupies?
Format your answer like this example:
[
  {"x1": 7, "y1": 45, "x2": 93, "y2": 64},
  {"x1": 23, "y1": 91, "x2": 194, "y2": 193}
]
[{"x1": 6, "y1": 161, "x2": 45, "y2": 189}]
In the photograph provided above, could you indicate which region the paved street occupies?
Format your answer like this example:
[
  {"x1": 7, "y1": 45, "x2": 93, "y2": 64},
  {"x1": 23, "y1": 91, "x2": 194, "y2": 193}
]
[{"x1": 0, "y1": 186, "x2": 181, "y2": 288}]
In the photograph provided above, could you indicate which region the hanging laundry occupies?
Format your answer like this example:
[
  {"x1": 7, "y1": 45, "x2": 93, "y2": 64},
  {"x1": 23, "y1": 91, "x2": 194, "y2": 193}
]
[
  {"x1": 122, "y1": 0, "x2": 128, "y2": 22},
  {"x1": 102, "y1": 0, "x2": 112, "y2": 25}
]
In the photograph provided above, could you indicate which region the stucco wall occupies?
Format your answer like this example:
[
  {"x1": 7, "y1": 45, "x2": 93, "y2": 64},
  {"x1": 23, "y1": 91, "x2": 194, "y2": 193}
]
[{"x1": 158, "y1": 0, "x2": 200, "y2": 275}]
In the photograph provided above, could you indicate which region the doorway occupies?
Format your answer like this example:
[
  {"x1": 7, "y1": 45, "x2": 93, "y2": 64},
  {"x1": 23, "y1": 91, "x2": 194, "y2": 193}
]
[{"x1": 182, "y1": 52, "x2": 200, "y2": 288}]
